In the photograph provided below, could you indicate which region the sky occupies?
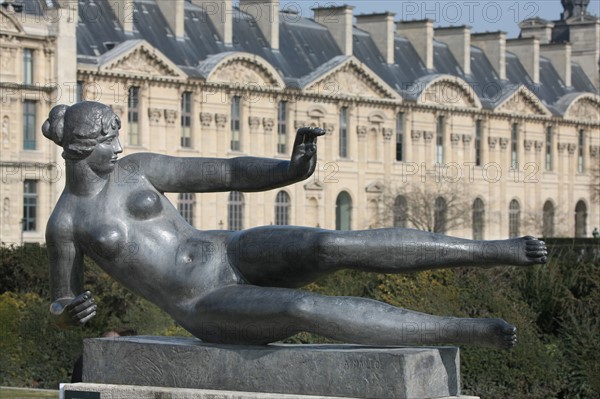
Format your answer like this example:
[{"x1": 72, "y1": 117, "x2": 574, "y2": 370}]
[{"x1": 269, "y1": 0, "x2": 600, "y2": 38}]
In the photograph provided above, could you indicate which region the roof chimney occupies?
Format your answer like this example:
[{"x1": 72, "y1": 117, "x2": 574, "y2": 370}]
[
  {"x1": 435, "y1": 25, "x2": 472, "y2": 75},
  {"x1": 313, "y1": 5, "x2": 354, "y2": 56},
  {"x1": 355, "y1": 12, "x2": 396, "y2": 64},
  {"x1": 108, "y1": 0, "x2": 134, "y2": 34},
  {"x1": 541, "y1": 43, "x2": 572, "y2": 87},
  {"x1": 191, "y1": 0, "x2": 233, "y2": 46},
  {"x1": 507, "y1": 37, "x2": 540, "y2": 84},
  {"x1": 397, "y1": 20, "x2": 434, "y2": 70},
  {"x1": 471, "y1": 32, "x2": 507, "y2": 80},
  {"x1": 519, "y1": 18, "x2": 554, "y2": 44},
  {"x1": 239, "y1": 0, "x2": 279, "y2": 50},
  {"x1": 156, "y1": 0, "x2": 185, "y2": 39}
]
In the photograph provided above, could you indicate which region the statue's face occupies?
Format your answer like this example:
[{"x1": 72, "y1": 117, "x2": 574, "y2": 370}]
[{"x1": 85, "y1": 132, "x2": 123, "y2": 176}]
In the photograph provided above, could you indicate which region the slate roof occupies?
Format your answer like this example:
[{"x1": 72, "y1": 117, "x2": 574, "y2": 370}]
[{"x1": 11, "y1": 0, "x2": 600, "y2": 114}]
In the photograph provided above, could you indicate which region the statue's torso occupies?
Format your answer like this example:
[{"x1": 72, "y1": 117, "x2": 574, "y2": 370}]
[{"x1": 52, "y1": 161, "x2": 242, "y2": 318}]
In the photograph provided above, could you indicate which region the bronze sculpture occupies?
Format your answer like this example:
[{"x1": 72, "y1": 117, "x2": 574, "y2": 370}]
[{"x1": 45, "y1": 101, "x2": 547, "y2": 349}]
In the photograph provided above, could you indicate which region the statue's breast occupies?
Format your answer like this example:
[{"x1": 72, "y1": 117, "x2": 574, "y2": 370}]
[
  {"x1": 87, "y1": 223, "x2": 127, "y2": 259},
  {"x1": 126, "y1": 190, "x2": 163, "y2": 220}
]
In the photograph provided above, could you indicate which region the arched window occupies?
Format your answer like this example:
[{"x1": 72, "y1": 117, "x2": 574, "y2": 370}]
[
  {"x1": 274, "y1": 191, "x2": 290, "y2": 225},
  {"x1": 472, "y1": 198, "x2": 485, "y2": 240},
  {"x1": 434, "y1": 196, "x2": 447, "y2": 233},
  {"x1": 575, "y1": 200, "x2": 587, "y2": 237},
  {"x1": 178, "y1": 193, "x2": 196, "y2": 226},
  {"x1": 393, "y1": 195, "x2": 408, "y2": 228},
  {"x1": 542, "y1": 200, "x2": 555, "y2": 238},
  {"x1": 509, "y1": 199, "x2": 520, "y2": 238},
  {"x1": 228, "y1": 191, "x2": 244, "y2": 231},
  {"x1": 335, "y1": 191, "x2": 352, "y2": 231}
]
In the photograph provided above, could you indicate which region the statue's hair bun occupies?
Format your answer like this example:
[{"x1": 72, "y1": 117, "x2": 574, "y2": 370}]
[{"x1": 42, "y1": 104, "x2": 69, "y2": 146}]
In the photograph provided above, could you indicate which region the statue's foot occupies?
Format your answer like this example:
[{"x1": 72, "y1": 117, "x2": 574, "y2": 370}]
[
  {"x1": 485, "y1": 236, "x2": 547, "y2": 267},
  {"x1": 469, "y1": 318, "x2": 517, "y2": 350}
]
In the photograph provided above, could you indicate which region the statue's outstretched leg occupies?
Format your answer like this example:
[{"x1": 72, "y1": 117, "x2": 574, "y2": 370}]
[
  {"x1": 227, "y1": 226, "x2": 547, "y2": 287},
  {"x1": 186, "y1": 285, "x2": 516, "y2": 349}
]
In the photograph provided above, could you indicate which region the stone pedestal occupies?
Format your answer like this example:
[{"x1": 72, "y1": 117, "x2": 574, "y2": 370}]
[
  {"x1": 82, "y1": 336, "x2": 464, "y2": 399},
  {"x1": 61, "y1": 383, "x2": 480, "y2": 399}
]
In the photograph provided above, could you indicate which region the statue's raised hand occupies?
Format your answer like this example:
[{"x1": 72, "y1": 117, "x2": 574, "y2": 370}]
[
  {"x1": 289, "y1": 127, "x2": 325, "y2": 179},
  {"x1": 50, "y1": 290, "x2": 97, "y2": 328}
]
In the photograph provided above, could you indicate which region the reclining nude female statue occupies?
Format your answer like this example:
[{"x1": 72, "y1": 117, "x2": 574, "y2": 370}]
[{"x1": 45, "y1": 101, "x2": 547, "y2": 349}]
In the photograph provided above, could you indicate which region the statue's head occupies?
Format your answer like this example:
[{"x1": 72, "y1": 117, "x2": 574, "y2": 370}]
[{"x1": 43, "y1": 101, "x2": 121, "y2": 160}]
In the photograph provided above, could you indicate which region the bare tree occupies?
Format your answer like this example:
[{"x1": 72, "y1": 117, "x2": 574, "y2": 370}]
[
  {"x1": 375, "y1": 182, "x2": 472, "y2": 234},
  {"x1": 591, "y1": 162, "x2": 600, "y2": 205},
  {"x1": 522, "y1": 203, "x2": 570, "y2": 238}
]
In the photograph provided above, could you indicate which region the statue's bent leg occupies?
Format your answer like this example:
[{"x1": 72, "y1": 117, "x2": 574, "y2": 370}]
[
  {"x1": 187, "y1": 285, "x2": 517, "y2": 349},
  {"x1": 227, "y1": 226, "x2": 547, "y2": 287}
]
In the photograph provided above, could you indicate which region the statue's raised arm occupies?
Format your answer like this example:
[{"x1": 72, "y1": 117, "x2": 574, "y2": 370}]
[
  {"x1": 126, "y1": 127, "x2": 324, "y2": 193},
  {"x1": 44, "y1": 101, "x2": 547, "y2": 349}
]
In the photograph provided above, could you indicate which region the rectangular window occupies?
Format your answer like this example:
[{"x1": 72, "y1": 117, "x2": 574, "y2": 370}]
[
  {"x1": 23, "y1": 100, "x2": 36, "y2": 150},
  {"x1": 578, "y1": 129, "x2": 584, "y2": 173},
  {"x1": 545, "y1": 126, "x2": 553, "y2": 171},
  {"x1": 277, "y1": 101, "x2": 287, "y2": 154},
  {"x1": 181, "y1": 91, "x2": 192, "y2": 148},
  {"x1": 475, "y1": 119, "x2": 482, "y2": 166},
  {"x1": 76, "y1": 81, "x2": 84, "y2": 103},
  {"x1": 23, "y1": 180, "x2": 37, "y2": 232},
  {"x1": 396, "y1": 112, "x2": 404, "y2": 162},
  {"x1": 339, "y1": 106, "x2": 348, "y2": 158},
  {"x1": 436, "y1": 115, "x2": 445, "y2": 164},
  {"x1": 128, "y1": 86, "x2": 140, "y2": 145},
  {"x1": 511, "y1": 123, "x2": 519, "y2": 169},
  {"x1": 231, "y1": 96, "x2": 241, "y2": 151},
  {"x1": 23, "y1": 49, "x2": 33, "y2": 85}
]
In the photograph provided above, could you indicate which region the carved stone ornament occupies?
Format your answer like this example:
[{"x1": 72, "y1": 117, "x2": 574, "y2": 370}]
[
  {"x1": 524, "y1": 140, "x2": 534, "y2": 152},
  {"x1": 365, "y1": 181, "x2": 384, "y2": 194},
  {"x1": 499, "y1": 137, "x2": 509, "y2": 150},
  {"x1": 569, "y1": 101, "x2": 600, "y2": 121},
  {"x1": 248, "y1": 116, "x2": 261, "y2": 132},
  {"x1": 557, "y1": 142, "x2": 567, "y2": 153},
  {"x1": 110, "y1": 105, "x2": 125, "y2": 119},
  {"x1": 411, "y1": 130, "x2": 421, "y2": 141},
  {"x1": 357, "y1": 125, "x2": 367, "y2": 138},
  {"x1": 450, "y1": 133, "x2": 461, "y2": 144},
  {"x1": 212, "y1": 62, "x2": 271, "y2": 86},
  {"x1": 567, "y1": 143, "x2": 577, "y2": 155},
  {"x1": 200, "y1": 112, "x2": 212, "y2": 127},
  {"x1": 262, "y1": 118, "x2": 274, "y2": 132},
  {"x1": 534, "y1": 140, "x2": 544, "y2": 152},
  {"x1": 107, "y1": 48, "x2": 176, "y2": 76},
  {"x1": 0, "y1": 47, "x2": 15, "y2": 73},
  {"x1": 0, "y1": 13, "x2": 21, "y2": 33},
  {"x1": 148, "y1": 108, "x2": 162, "y2": 125},
  {"x1": 488, "y1": 136, "x2": 498, "y2": 149},
  {"x1": 323, "y1": 123, "x2": 335, "y2": 136},
  {"x1": 423, "y1": 131, "x2": 434, "y2": 143},
  {"x1": 462, "y1": 134, "x2": 472, "y2": 144},
  {"x1": 164, "y1": 109, "x2": 177, "y2": 125},
  {"x1": 382, "y1": 128, "x2": 394, "y2": 141},
  {"x1": 215, "y1": 113, "x2": 227, "y2": 128},
  {"x1": 590, "y1": 146, "x2": 600, "y2": 158},
  {"x1": 294, "y1": 120, "x2": 307, "y2": 129}
]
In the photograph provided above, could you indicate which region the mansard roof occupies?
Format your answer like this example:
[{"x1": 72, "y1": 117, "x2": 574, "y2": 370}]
[{"x1": 27, "y1": 0, "x2": 597, "y2": 116}]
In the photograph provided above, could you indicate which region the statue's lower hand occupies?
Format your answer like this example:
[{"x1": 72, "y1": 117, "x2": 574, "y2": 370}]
[
  {"x1": 50, "y1": 290, "x2": 97, "y2": 328},
  {"x1": 289, "y1": 127, "x2": 325, "y2": 178}
]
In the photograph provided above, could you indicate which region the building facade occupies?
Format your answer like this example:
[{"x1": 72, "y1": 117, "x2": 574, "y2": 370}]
[{"x1": 1, "y1": 0, "x2": 599, "y2": 245}]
